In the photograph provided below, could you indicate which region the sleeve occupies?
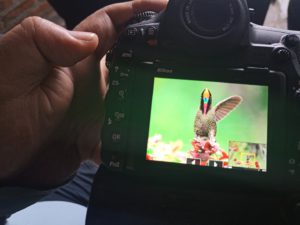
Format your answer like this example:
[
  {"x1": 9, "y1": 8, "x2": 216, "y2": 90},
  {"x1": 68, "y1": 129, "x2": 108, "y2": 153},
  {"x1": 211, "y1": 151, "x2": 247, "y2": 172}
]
[
  {"x1": 0, "y1": 187, "x2": 51, "y2": 220},
  {"x1": 0, "y1": 175, "x2": 75, "y2": 220}
]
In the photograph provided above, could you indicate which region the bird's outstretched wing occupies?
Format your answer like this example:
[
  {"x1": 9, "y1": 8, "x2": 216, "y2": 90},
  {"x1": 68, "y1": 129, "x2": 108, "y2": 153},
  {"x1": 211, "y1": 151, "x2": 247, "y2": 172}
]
[{"x1": 213, "y1": 96, "x2": 243, "y2": 122}]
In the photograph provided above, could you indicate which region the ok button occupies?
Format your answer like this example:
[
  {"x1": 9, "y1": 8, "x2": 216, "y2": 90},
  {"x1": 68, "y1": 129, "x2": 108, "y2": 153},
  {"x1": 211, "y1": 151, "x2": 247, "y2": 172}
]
[{"x1": 111, "y1": 131, "x2": 122, "y2": 144}]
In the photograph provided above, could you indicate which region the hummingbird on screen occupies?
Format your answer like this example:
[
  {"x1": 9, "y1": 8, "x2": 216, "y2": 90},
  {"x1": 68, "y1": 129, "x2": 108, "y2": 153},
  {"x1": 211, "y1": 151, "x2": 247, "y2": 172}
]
[{"x1": 194, "y1": 88, "x2": 242, "y2": 143}]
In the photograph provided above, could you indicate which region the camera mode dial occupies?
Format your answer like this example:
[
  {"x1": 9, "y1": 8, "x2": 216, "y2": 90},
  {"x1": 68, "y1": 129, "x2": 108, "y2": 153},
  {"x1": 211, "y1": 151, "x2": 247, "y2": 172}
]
[{"x1": 131, "y1": 11, "x2": 157, "y2": 23}]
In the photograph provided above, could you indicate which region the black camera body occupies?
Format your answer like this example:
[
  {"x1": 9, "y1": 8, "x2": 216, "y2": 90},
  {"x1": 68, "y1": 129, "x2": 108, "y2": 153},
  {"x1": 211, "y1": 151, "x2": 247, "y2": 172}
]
[
  {"x1": 86, "y1": 0, "x2": 300, "y2": 224},
  {"x1": 101, "y1": 0, "x2": 300, "y2": 194}
]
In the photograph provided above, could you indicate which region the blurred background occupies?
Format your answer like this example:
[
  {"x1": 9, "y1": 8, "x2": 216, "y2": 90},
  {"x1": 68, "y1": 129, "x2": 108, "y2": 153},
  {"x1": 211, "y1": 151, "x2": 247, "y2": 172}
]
[
  {"x1": 0, "y1": 0, "x2": 292, "y2": 34},
  {"x1": 0, "y1": 0, "x2": 64, "y2": 33},
  {"x1": 264, "y1": 0, "x2": 289, "y2": 28}
]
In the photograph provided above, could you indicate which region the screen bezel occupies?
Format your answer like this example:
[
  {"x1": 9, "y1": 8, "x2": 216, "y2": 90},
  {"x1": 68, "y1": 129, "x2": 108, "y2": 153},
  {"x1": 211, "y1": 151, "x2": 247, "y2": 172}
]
[{"x1": 123, "y1": 63, "x2": 286, "y2": 191}]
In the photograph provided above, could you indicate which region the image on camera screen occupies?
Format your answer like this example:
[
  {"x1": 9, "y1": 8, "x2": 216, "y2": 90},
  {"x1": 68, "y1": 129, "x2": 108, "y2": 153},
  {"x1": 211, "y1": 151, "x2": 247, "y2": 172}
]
[{"x1": 146, "y1": 77, "x2": 268, "y2": 172}]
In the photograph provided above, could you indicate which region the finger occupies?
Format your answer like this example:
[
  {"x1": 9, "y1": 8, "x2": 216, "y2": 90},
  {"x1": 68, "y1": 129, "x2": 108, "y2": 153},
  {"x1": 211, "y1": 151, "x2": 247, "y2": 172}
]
[
  {"x1": 74, "y1": 0, "x2": 168, "y2": 59},
  {"x1": 104, "y1": 0, "x2": 169, "y2": 32},
  {"x1": 28, "y1": 17, "x2": 99, "y2": 67},
  {"x1": 71, "y1": 0, "x2": 168, "y2": 95},
  {"x1": 99, "y1": 56, "x2": 109, "y2": 98},
  {"x1": 69, "y1": 0, "x2": 168, "y2": 161}
]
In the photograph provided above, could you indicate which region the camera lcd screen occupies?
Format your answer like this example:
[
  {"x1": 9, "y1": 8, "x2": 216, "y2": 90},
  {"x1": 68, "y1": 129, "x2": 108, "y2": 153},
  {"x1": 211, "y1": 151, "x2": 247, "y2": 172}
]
[{"x1": 146, "y1": 77, "x2": 268, "y2": 172}]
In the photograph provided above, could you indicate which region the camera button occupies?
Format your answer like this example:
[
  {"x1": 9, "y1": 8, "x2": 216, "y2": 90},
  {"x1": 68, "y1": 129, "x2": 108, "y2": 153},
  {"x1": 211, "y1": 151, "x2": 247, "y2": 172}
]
[
  {"x1": 106, "y1": 128, "x2": 126, "y2": 147},
  {"x1": 106, "y1": 117, "x2": 113, "y2": 126},
  {"x1": 113, "y1": 111, "x2": 126, "y2": 122},
  {"x1": 294, "y1": 88, "x2": 300, "y2": 99},
  {"x1": 106, "y1": 105, "x2": 127, "y2": 124},
  {"x1": 113, "y1": 66, "x2": 120, "y2": 73},
  {"x1": 146, "y1": 26, "x2": 158, "y2": 38},
  {"x1": 102, "y1": 126, "x2": 127, "y2": 152},
  {"x1": 111, "y1": 131, "x2": 122, "y2": 143},
  {"x1": 116, "y1": 88, "x2": 128, "y2": 101},
  {"x1": 107, "y1": 152, "x2": 125, "y2": 170},
  {"x1": 139, "y1": 27, "x2": 145, "y2": 37},
  {"x1": 111, "y1": 79, "x2": 121, "y2": 87},
  {"x1": 289, "y1": 158, "x2": 296, "y2": 165},
  {"x1": 127, "y1": 27, "x2": 138, "y2": 37},
  {"x1": 283, "y1": 34, "x2": 300, "y2": 48},
  {"x1": 288, "y1": 169, "x2": 296, "y2": 176},
  {"x1": 120, "y1": 50, "x2": 133, "y2": 59},
  {"x1": 272, "y1": 48, "x2": 291, "y2": 63},
  {"x1": 119, "y1": 71, "x2": 130, "y2": 79},
  {"x1": 109, "y1": 86, "x2": 128, "y2": 102}
]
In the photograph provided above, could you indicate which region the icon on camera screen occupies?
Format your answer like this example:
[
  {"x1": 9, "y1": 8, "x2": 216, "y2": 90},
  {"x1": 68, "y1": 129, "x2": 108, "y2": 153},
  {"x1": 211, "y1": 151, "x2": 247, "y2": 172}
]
[{"x1": 146, "y1": 77, "x2": 268, "y2": 172}]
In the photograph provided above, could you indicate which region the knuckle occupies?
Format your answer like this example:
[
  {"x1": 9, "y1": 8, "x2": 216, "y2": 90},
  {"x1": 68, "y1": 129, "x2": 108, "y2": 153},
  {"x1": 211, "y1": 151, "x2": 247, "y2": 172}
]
[
  {"x1": 22, "y1": 16, "x2": 42, "y2": 25},
  {"x1": 20, "y1": 16, "x2": 42, "y2": 35}
]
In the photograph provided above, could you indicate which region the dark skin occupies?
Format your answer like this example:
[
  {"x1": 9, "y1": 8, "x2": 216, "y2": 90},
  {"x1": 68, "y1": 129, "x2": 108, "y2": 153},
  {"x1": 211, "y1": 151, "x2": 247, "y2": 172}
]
[{"x1": 0, "y1": 0, "x2": 168, "y2": 188}]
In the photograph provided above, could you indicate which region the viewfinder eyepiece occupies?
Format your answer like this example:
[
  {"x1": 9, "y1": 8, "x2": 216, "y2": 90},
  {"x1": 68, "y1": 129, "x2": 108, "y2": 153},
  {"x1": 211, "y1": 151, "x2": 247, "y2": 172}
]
[{"x1": 183, "y1": 0, "x2": 238, "y2": 37}]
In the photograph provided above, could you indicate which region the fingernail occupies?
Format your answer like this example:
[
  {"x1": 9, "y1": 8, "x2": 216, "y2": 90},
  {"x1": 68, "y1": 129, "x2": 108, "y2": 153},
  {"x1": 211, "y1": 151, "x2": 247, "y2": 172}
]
[{"x1": 69, "y1": 31, "x2": 96, "y2": 41}]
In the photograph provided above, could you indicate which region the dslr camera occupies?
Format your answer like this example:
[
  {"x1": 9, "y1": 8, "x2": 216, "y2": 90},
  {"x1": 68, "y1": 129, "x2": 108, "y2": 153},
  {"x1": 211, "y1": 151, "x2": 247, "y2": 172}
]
[{"x1": 100, "y1": 0, "x2": 300, "y2": 193}]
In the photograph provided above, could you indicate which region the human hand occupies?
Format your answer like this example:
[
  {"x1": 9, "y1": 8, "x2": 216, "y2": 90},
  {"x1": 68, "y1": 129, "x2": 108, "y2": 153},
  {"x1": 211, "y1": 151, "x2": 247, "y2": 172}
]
[{"x1": 0, "y1": 0, "x2": 167, "y2": 188}]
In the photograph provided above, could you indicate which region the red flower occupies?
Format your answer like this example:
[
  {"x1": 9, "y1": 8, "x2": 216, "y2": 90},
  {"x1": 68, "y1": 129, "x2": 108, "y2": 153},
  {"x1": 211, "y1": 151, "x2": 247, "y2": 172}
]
[
  {"x1": 190, "y1": 150, "x2": 200, "y2": 158},
  {"x1": 219, "y1": 151, "x2": 229, "y2": 160},
  {"x1": 204, "y1": 141, "x2": 212, "y2": 151},
  {"x1": 192, "y1": 140, "x2": 201, "y2": 151},
  {"x1": 146, "y1": 154, "x2": 153, "y2": 160}
]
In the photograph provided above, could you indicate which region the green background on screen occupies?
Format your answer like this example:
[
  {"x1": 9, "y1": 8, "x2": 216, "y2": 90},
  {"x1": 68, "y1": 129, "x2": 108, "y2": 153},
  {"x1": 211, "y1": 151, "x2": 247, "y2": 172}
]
[{"x1": 147, "y1": 77, "x2": 269, "y2": 157}]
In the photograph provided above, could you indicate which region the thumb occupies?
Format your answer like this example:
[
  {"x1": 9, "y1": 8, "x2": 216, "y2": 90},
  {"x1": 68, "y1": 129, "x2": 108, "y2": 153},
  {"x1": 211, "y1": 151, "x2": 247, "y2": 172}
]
[{"x1": 22, "y1": 17, "x2": 99, "y2": 67}]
